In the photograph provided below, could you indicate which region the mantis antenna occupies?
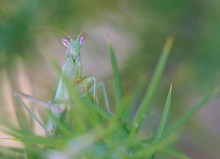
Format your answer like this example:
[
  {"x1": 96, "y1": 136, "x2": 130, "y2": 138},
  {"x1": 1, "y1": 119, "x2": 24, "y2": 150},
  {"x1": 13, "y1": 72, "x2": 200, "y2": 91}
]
[
  {"x1": 29, "y1": 27, "x2": 72, "y2": 40},
  {"x1": 76, "y1": 31, "x2": 84, "y2": 39},
  {"x1": 29, "y1": 26, "x2": 91, "y2": 42}
]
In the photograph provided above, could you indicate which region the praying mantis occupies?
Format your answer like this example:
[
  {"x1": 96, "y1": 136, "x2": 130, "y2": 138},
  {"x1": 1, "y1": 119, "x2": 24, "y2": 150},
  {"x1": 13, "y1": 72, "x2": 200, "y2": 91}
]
[{"x1": 14, "y1": 33, "x2": 112, "y2": 136}]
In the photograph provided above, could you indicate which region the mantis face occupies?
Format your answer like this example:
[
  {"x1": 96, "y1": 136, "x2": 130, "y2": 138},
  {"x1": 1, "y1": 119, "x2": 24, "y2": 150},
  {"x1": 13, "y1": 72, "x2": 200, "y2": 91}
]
[{"x1": 62, "y1": 34, "x2": 86, "y2": 62}]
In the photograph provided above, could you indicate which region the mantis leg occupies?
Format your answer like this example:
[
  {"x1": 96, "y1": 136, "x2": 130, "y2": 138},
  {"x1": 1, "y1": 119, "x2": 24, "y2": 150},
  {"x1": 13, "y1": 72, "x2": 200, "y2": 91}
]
[
  {"x1": 14, "y1": 92, "x2": 48, "y2": 132},
  {"x1": 79, "y1": 75, "x2": 97, "y2": 100},
  {"x1": 14, "y1": 92, "x2": 64, "y2": 135},
  {"x1": 78, "y1": 76, "x2": 112, "y2": 114},
  {"x1": 95, "y1": 82, "x2": 112, "y2": 115},
  {"x1": 14, "y1": 92, "x2": 64, "y2": 113}
]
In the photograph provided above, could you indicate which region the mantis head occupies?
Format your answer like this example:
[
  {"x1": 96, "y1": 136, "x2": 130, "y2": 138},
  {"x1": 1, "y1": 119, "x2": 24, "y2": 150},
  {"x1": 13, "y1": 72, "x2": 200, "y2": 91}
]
[{"x1": 62, "y1": 34, "x2": 86, "y2": 61}]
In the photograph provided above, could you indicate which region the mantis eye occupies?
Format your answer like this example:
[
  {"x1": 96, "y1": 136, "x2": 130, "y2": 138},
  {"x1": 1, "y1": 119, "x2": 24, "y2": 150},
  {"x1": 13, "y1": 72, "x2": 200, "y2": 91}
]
[
  {"x1": 62, "y1": 38, "x2": 70, "y2": 47},
  {"x1": 79, "y1": 35, "x2": 86, "y2": 45}
]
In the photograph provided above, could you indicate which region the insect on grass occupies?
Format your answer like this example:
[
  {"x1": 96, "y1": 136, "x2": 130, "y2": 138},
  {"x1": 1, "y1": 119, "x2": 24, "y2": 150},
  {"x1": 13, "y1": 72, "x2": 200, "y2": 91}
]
[{"x1": 15, "y1": 32, "x2": 112, "y2": 136}]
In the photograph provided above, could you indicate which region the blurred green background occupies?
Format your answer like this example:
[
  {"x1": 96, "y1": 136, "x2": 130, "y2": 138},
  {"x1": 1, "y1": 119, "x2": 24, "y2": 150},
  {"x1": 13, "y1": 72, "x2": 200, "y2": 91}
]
[{"x1": 1, "y1": 0, "x2": 220, "y2": 158}]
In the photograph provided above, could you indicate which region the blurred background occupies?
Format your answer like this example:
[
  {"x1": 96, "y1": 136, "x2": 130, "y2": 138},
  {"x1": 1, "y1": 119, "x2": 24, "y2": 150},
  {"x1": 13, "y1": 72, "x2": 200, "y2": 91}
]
[{"x1": 0, "y1": 0, "x2": 220, "y2": 158}]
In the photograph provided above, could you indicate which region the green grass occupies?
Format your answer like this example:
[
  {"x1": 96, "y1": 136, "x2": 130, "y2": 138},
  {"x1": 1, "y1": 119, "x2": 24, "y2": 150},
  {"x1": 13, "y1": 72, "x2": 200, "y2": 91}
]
[{"x1": 1, "y1": 37, "x2": 219, "y2": 159}]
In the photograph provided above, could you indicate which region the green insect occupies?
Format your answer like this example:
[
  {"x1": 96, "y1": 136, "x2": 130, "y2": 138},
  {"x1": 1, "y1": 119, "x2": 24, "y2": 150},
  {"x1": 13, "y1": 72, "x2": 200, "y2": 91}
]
[{"x1": 15, "y1": 33, "x2": 112, "y2": 136}]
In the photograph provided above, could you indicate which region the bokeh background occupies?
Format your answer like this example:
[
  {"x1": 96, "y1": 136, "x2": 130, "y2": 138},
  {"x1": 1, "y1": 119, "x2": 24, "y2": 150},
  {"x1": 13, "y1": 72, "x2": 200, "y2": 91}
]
[{"x1": 1, "y1": 0, "x2": 220, "y2": 158}]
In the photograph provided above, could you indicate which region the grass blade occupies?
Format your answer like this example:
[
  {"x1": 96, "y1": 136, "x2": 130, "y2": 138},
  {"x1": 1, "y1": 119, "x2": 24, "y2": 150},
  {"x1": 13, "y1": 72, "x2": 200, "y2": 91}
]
[
  {"x1": 108, "y1": 41, "x2": 122, "y2": 108},
  {"x1": 161, "y1": 147, "x2": 190, "y2": 159},
  {"x1": 154, "y1": 84, "x2": 172, "y2": 142},
  {"x1": 135, "y1": 134, "x2": 177, "y2": 158},
  {"x1": 47, "y1": 111, "x2": 73, "y2": 137},
  {"x1": 167, "y1": 87, "x2": 220, "y2": 134},
  {"x1": 151, "y1": 84, "x2": 172, "y2": 159},
  {"x1": 131, "y1": 37, "x2": 173, "y2": 134}
]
